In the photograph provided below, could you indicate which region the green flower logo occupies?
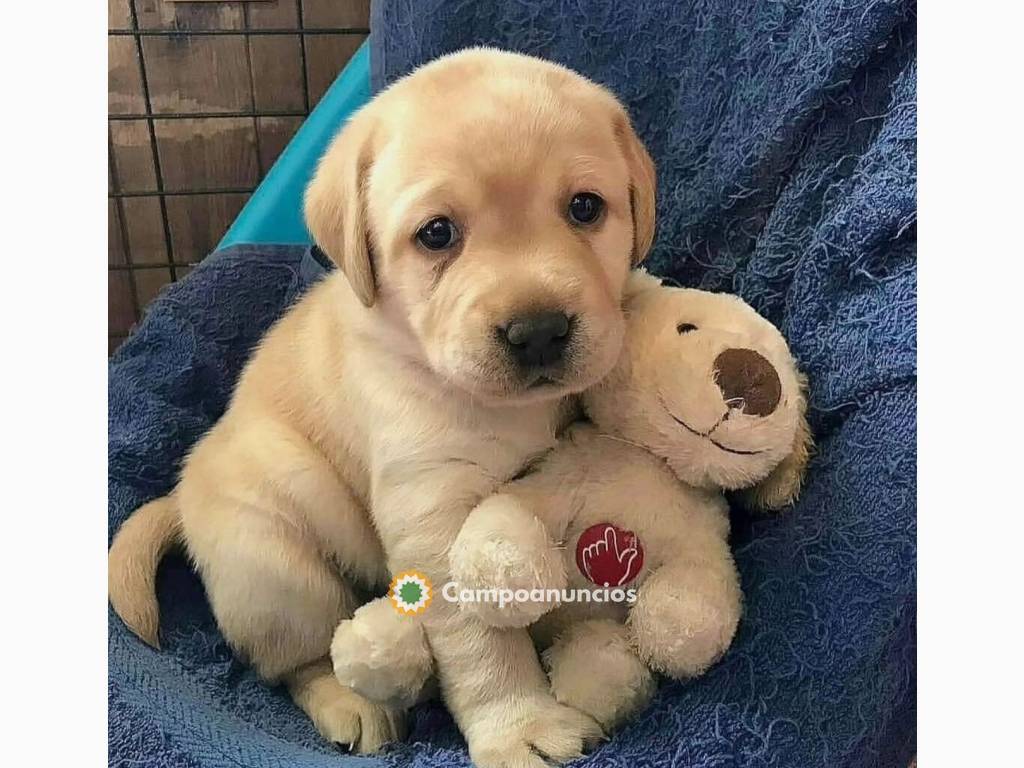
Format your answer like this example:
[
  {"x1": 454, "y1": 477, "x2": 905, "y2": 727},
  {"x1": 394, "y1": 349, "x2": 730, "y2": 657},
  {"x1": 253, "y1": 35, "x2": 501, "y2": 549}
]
[{"x1": 389, "y1": 570, "x2": 432, "y2": 615}]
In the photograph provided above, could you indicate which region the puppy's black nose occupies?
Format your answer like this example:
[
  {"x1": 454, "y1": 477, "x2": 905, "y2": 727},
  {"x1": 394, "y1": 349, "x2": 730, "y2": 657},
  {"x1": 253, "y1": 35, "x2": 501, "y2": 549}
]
[
  {"x1": 714, "y1": 348, "x2": 781, "y2": 416},
  {"x1": 500, "y1": 311, "x2": 571, "y2": 369}
]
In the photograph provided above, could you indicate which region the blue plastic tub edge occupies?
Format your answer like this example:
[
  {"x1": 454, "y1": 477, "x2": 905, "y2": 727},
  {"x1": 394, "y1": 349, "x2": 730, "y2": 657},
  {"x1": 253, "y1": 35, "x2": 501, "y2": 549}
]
[{"x1": 217, "y1": 39, "x2": 372, "y2": 250}]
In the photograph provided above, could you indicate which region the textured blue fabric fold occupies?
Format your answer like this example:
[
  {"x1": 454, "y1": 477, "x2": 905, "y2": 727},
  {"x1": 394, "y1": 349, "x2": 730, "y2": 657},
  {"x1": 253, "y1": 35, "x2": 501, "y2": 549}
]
[{"x1": 109, "y1": 2, "x2": 915, "y2": 765}]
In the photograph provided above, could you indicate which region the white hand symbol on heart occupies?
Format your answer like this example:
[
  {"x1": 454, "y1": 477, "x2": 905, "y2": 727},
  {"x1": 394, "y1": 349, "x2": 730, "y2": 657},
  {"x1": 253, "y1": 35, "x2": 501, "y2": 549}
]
[{"x1": 581, "y1": 525, "x2": 639, "y2": 586}]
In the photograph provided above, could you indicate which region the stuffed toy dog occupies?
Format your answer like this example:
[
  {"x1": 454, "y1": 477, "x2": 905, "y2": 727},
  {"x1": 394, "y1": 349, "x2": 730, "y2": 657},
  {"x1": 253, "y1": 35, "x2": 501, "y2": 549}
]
[{"x1": 332, "y1": 273, "x2": 812, "y2": 731}]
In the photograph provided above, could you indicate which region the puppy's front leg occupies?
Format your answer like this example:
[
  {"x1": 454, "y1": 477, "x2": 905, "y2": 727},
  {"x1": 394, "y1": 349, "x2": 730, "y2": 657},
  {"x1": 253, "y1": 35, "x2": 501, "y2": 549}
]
[
  {"x1": 377, "y1": 474, "x2": 602, "y2": 768},
  {"x1": 427, "y1": 600, "x2": 603, "y2": 768}
]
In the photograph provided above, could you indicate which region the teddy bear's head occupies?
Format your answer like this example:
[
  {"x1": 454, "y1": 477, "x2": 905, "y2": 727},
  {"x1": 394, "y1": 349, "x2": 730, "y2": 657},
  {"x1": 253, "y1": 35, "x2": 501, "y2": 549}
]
[{"x1": 584, "y1": 272, "x2": 812, "y2": 509}]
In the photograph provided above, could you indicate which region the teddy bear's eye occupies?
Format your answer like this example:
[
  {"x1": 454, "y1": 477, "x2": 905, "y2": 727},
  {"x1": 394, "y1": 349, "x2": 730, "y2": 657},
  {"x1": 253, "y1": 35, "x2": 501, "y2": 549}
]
[{"x1": 676, "y1": 323, "x2": 698, "y2": 334}]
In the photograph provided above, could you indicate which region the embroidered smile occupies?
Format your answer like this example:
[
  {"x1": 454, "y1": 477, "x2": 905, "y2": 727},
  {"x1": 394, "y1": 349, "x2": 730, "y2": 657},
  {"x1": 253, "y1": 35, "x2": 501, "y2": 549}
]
[{"x1": 661, "y1": 404, "x2": 767, "y2": 456}]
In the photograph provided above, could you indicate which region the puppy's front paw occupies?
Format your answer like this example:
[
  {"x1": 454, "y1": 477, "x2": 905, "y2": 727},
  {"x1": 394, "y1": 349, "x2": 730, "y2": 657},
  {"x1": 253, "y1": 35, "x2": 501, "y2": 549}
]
[
  {"x1": 331, "y1": 597, "x2": 434, "y2": 709},
  {"x1": 450, "y1": 495, "x2": 566, "y2": 628},
  {"x1": 466, "y1": 695, "x2": 604, "y2": 768}
]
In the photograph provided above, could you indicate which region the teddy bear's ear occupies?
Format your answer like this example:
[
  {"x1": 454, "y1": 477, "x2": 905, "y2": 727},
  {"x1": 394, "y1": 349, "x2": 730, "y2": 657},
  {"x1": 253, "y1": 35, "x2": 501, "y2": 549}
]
[
  {"x1": 740, "y1": 373, "x2": 814, "y2": 512},
  {"x1": 622, "y1": 269, "x2": 663, "y2": 304}
]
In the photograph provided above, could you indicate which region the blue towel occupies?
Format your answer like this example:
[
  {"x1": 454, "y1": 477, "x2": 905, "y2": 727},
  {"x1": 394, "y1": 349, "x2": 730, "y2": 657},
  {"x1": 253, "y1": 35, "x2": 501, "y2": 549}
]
[{"x1": 109, "y1": 1, "x2": 916, "y2": 765}]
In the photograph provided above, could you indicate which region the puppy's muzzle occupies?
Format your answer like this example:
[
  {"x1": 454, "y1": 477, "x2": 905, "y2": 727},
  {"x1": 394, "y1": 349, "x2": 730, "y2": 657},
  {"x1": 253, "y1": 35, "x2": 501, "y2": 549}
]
[
  {"x1": 714, "y1": 348, "x2": 781, "y2": 417},
  {"x1": 498, "y1": 311, "x2": 572, "y2": 372}
]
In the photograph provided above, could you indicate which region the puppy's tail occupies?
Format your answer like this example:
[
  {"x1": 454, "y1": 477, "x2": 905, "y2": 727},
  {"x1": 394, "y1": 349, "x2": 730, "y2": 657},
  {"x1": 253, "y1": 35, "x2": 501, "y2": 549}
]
[{"x1": 108, "y1": 494, "x2": 181, "y2": 648}]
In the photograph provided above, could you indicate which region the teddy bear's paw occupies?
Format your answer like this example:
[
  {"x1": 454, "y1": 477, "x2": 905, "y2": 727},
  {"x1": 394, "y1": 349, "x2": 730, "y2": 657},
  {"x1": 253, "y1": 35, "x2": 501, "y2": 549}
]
[
  {"x1": 544, "y1": 618, "x2": 656, "y2": 731},
  {"x1": 330, "y1": 597, "x2": 434, "y2": 709},
  {"x1": 466, "y1": 693, "x2": 605, "y2": 768},
  {"x1": 450, "y1": 495, "x2": 566, "y2": 627},
  {"x1": 629, "y1": 566, "x2": 741, "y2": 679}
]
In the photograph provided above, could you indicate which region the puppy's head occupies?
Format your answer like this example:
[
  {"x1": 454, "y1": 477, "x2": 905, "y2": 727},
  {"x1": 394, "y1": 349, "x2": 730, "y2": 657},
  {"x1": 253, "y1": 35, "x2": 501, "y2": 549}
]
[
  {"x1": 305, "y1": 48, "x2": 656, "y2": 404},
  {"x1": 585, "y1": 274, "x2": 812, "y2": 509}
]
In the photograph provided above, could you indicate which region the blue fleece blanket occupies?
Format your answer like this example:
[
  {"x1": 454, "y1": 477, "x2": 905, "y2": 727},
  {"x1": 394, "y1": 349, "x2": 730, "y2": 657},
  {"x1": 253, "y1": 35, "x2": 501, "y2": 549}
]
[{"x1": 109, "y1": 1, "x2": 916, "y2": 766}]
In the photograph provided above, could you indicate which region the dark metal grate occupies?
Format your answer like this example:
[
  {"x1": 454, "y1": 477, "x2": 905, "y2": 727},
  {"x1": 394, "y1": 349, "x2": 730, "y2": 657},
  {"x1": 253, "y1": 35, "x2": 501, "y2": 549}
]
[{"x1": 108, "y1": 0, "x2": 369, "y2": 355}]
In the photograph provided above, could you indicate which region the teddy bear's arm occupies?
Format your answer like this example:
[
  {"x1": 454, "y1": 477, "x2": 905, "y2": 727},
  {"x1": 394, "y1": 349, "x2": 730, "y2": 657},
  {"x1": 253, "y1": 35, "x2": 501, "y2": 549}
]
[{"x1": 628, "y1": 527, "x2": 742, "y2": 679}]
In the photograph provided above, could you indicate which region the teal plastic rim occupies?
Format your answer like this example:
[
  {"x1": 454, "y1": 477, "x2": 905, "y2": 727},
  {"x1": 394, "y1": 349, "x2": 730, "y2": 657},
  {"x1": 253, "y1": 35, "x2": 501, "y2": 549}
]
[{"x1": 217, "y1": 39, "x2": 372, "y2": 250}]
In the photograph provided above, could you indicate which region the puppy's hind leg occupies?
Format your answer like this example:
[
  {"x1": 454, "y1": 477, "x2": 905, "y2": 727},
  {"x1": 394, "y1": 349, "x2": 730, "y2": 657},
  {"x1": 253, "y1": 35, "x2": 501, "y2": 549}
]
[
  {"x1": 288, "y1": 658, "x2": 407, "y2": 753},
  {"x1": 183, "y1": 505, "x2": 404, "y2": 753}
]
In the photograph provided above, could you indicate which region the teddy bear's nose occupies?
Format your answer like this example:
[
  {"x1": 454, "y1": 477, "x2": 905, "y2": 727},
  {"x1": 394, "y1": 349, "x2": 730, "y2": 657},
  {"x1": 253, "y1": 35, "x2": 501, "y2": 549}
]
[{"x1": 714, "y1": 348, "x2": 781, "y2": 417}]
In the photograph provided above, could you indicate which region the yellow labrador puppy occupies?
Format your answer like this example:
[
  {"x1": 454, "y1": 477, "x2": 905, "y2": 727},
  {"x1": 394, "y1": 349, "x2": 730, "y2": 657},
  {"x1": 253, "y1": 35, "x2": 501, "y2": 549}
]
[{"x1": 109, "y1": 48, "x2": 655, "y2": 766}]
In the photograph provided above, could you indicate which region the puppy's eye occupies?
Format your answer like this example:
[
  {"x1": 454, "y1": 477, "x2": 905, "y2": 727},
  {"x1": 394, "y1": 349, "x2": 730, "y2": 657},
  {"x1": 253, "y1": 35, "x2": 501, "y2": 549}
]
[
  {"x1": 416, "y1": 217, "x2": 459, "y2": 251},
  {"x1": 677, "y1": 323, "x2": 698, "y2": 334},
  {"x1": 567, "y1": 193, "x2": 605, "y2": 225}
]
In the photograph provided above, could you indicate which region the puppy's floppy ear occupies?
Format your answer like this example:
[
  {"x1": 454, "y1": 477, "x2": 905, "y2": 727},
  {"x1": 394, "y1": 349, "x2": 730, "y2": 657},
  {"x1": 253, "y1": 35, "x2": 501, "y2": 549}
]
[
  {"x1": 614, "y1": 112, "x2": 657, "y2": 266},
  {"x1": 304, "y1": 111, "x2": 377, "y2": 307},
  {"x1": 741, "y1": 372, "x2": 814, "y2": 512}
]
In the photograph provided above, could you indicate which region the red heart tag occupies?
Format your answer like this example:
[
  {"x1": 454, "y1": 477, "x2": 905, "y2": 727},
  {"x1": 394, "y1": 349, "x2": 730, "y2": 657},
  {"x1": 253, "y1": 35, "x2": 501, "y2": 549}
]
[{"x1": 575, "y1": 523, "x2": 644, "y2": 587}]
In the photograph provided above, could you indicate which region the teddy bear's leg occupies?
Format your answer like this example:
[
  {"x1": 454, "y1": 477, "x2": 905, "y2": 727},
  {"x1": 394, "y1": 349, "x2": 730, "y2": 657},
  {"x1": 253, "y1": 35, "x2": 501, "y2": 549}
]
[
  {"x1": 541, "y1": 618, "x2": 656, "y2": 732},
  {"x1": 331, "y1": 596, "x2": 436, "y2": 709},
  {"x1": 628, "y1": 555, "x2": 742, "y2": 679},
  {"x1": 449, "y1": 493, "x2": 567, "y2": 627}
]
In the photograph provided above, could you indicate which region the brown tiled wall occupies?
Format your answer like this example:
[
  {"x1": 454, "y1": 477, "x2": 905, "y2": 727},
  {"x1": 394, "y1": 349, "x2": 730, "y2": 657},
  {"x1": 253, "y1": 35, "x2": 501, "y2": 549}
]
[{"x1": 108, "y1": 0, "x2": 370, "y2": 355}]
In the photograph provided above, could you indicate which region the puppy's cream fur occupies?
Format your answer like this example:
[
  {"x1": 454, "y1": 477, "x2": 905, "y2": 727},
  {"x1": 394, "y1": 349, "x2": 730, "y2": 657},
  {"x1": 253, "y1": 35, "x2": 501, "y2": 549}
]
[
  {"x1": 108, "y1": 48, "x2": 655, "y2": 765},
  {"x1": 332, "y1": 275, "x2": 812, "y2": 732}
]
